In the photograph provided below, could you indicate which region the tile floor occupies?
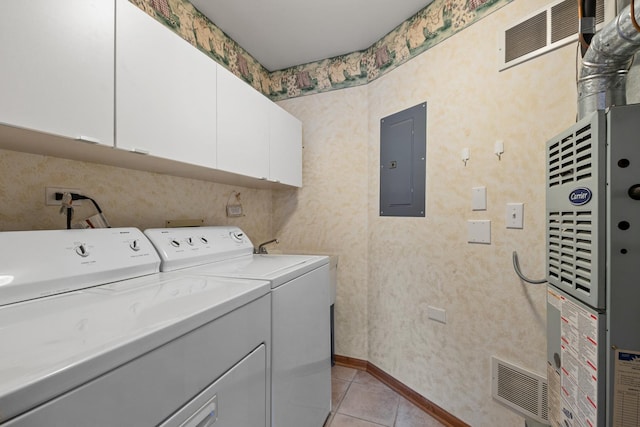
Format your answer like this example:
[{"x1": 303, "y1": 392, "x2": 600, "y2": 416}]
[{"x1": 325, "y1": 365, "x2": 447, "y2": 427}]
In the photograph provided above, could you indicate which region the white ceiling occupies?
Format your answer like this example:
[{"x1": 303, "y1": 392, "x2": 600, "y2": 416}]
[{"x1": 189, "y1": 0, "x2": 434, "y2": 71}]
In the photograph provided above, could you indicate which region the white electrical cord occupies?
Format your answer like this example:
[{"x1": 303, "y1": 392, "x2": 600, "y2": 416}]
[
  {"x1": 512, "y1": 251, "x2": 547, "y2": 284},
  {"x1": 59, "y1": 192, "x2": 74, "y2": 229}
]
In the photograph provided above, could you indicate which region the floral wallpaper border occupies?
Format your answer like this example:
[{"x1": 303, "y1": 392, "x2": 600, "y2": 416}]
[{"x1": 131, "y1": 0, "x2": 512, "y2": 101}]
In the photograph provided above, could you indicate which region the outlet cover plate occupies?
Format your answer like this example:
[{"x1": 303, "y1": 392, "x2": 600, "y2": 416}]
[
  {"x1": 427, "y1": 306, "x2": 447, "y2": 324},
  {"x1": 468, "y1": 220, "x2": 491, "y2": 244},
  {"x1": 472, "y1": 187, "x2": 487, "y2": 210},
  {"x1": 45, "y1": 187, "x2": 83, "y2": 206}
]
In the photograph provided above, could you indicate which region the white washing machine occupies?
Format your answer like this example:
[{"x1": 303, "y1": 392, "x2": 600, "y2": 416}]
[
  {"x1": 0, "y1": 228, "x2": 271, "y2": 427},
  {"x1": 144, "y1": 226, "x2": 332, "y2": 427}
]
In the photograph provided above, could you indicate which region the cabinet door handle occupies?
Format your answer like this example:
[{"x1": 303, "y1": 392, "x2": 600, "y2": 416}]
[
  {"x1": 259, "y1": 176, "x2": 268, "y2": 180},
  {"x1": 76, "y1": 135, "x2": 101, "y2": 144},
  {"x1": 131, "y1": 148, "x2": 150, "y2": 155}
]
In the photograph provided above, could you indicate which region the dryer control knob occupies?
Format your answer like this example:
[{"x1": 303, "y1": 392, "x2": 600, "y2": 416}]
[
  {"x1": 130, "y1": 240, "x2": 141, "y2": 251},
  {"x1": 230, "y1": 231, "x2": 244, "y2": 242},
  {"x1": 186, "y1": 237, "x2": 194, "y2": 246},
  {"x1": 170, "y1": 239, "x2": 180, "y2": 248}
]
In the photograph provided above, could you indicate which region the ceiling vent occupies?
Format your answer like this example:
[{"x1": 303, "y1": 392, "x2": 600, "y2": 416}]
[
  {"x1": 491, "y1": 357, "x2": 549, "y2": 424},
  {"x1": 499, "y1": 0, "x2": 604, "y2": 71}
]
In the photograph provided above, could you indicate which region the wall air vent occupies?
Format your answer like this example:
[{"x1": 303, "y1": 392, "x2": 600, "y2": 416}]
[
  {"x1": 499, "y1": 0, "x2": 604, "y2": 71},
  {"x1": 491, "y1": 357, "x2": 549, "y2": 424}
]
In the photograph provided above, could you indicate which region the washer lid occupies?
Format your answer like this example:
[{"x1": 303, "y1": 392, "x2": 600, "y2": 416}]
[
  {"x1": 188, "y1": 254, "x2": 329, "y2": 288},
  {"x1": 0, "y1": 273, "x2": 269, "y2": 422}
]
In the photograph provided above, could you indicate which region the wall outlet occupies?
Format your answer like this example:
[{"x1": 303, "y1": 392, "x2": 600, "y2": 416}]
[
  {"x1": 45, "y1": 187, "x2": 83, "y2": 206},
  {"x1": 427, "y1": 306, "x2": 447, "y2": 324},
  {"x1": 226, "y1": 204, "x2": 244, "y2": 217}
]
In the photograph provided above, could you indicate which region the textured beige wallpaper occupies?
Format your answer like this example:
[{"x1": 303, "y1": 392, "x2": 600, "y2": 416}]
[
  {"x1": 273, "y1": 0, "x2": 578, "y2": 425},
  {"x1": 365, "y1": 1, "x2": 574, "y2": 424},
  {"x1": 0, "y1": 149, "x2": 274, "y2": 245},
  {"x1": 273, "y1": 86, "x2": 370, "y2": 360}
]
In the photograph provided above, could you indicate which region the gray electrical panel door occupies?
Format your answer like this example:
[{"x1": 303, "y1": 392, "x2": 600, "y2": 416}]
[{"x1": 379, "y1": 102, "x2": 426, "y2": 217}]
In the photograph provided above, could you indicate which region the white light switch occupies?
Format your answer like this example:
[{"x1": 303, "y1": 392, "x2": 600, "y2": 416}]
[
  {"x1": 506, "y1": 203, "x2": 524, "y2": 229},
  {"x1": 472, "y1": 187, "x2": 487, "y2": 210},
  {"x1": 468, "y1": 220, "x2": 491, "y2": 244}
]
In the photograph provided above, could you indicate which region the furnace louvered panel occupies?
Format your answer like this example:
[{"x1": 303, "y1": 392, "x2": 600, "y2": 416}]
[
  {"x1": 546, "y1": 111, "x2": 606, "y2": 310},
  {"x1": 548, "y1": 123, "x2": 594, "y2": 187},
  {"x1": 547, "y1": 211, "x2": 593, "y2": 297}
]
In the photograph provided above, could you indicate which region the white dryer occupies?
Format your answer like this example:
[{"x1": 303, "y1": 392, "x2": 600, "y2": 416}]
[
  {"x1": 145, "y1": 226, "x2": 332, "y2": 427},
  {"x1": 0, "y1": 228, "x2": 270, "y2": 427}
]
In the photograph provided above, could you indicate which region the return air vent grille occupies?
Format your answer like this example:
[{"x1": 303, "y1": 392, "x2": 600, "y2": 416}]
[
  {"x1": 504, "y1": 12, "x2": 547, "y2": 63},
  {"x1": 551, "y1": 0, "x2": 577, "y2": 42},
  {"x1": 500, "y1": 0, "x2": 605, "y2": 70},
  {"x1": 491, "y1": 357, "x2": 548, "y2": 424},
  {"x1": 548, "y1": 123, "x2": 593, "y2": 188}
]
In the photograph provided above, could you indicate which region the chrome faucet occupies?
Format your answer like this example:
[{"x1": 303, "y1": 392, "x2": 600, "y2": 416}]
[{"x1": 255, "y1": 238, "x2": 279, "y2": 254}]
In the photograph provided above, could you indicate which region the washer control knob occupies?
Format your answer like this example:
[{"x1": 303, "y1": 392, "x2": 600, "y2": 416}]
[
  {"x1": 200, "y1": 237, "x2": 208, "y2": 244},
  {"x1": 75, "y1": 244, "x2": 89, "y2": 257},
  {"x1": 130, "y1": 239, "x2": 141, "y2": 251},
  {"x1": 186, "y1": 237, "x2": 194, "y2": 246},
  {"x1": 170, "y1": 239, "x2": 180, "y2": 248}
]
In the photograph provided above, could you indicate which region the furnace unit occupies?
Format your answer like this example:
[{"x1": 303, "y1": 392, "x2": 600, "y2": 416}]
[{"x1": 546, "y1": 104, "x2": 640, "y2": 427}]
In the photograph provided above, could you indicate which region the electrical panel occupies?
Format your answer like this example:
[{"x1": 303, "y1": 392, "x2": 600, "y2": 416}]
[{"x1": 379, "y1": 102, "x2": 426, "y2": 217}]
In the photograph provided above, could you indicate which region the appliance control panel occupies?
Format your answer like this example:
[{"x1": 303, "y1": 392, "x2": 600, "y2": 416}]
[
  {"x1": 0, "y1": 228, "x2": 160, "y2": 307},
  {"x1": 144, "y1": 226, "x2": 254, "y2": 272}
]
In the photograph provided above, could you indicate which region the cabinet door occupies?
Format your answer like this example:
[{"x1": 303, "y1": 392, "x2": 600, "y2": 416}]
[
  {"x1": 0, "y1": 0, "x2": 114, "y2": 145},
  {"x1": 269, "y1": 104, "x2": 302, "y2": 187},
  {"x1": 217, "y1": 66, "x2": 270, "y2": 180},
  {"x1": 116, "y1": 0, "x2": 217, "y2": 168}
]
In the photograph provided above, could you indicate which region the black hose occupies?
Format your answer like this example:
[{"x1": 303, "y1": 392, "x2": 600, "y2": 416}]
[
  {"x1": 584, "y1": 0, "x2": 596, "y2": 17},
  {"x1": 584, "y1": 0, "x2": 597, "y2": 45}
]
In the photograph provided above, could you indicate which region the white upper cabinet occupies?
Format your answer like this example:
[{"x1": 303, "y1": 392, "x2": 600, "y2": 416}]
[
  {"x1": 217, "y1": 66, "x2": 302, "y2": 187},
  {"x1": 269, "y1": 104, "x2": 302, "y2": 187},
  {"x1": 216, "y1": 65, "x2": 270, "y2": 180},
  {"x1": 115, "y1": 0, "x2": 217, "y2": 168},
  {"x1": 0, "y1": 0, "x2": 301, "y2": 188},
  {"x1": 0, "y1": 0, "x2": 115, "y2": 146}
]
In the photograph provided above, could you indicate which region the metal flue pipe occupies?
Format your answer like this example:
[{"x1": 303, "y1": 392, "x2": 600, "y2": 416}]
[{"x1": 577, "y1": 1, "x2": 640, "y2": 119}]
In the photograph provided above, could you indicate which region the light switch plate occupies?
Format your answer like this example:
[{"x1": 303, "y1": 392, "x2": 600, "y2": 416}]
[
  {"x1": 468, "y1": 220, "x2": 491, "y2": 244},
  {"x1": 472, "y1": 186, "x2": 487, "y2": 210},
  {"x1": 427, "y1": 306, "x2": 447, "y2": 324},
  {"x1": 506, "y1": 203, "x2": 524, "y2": 229}
]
